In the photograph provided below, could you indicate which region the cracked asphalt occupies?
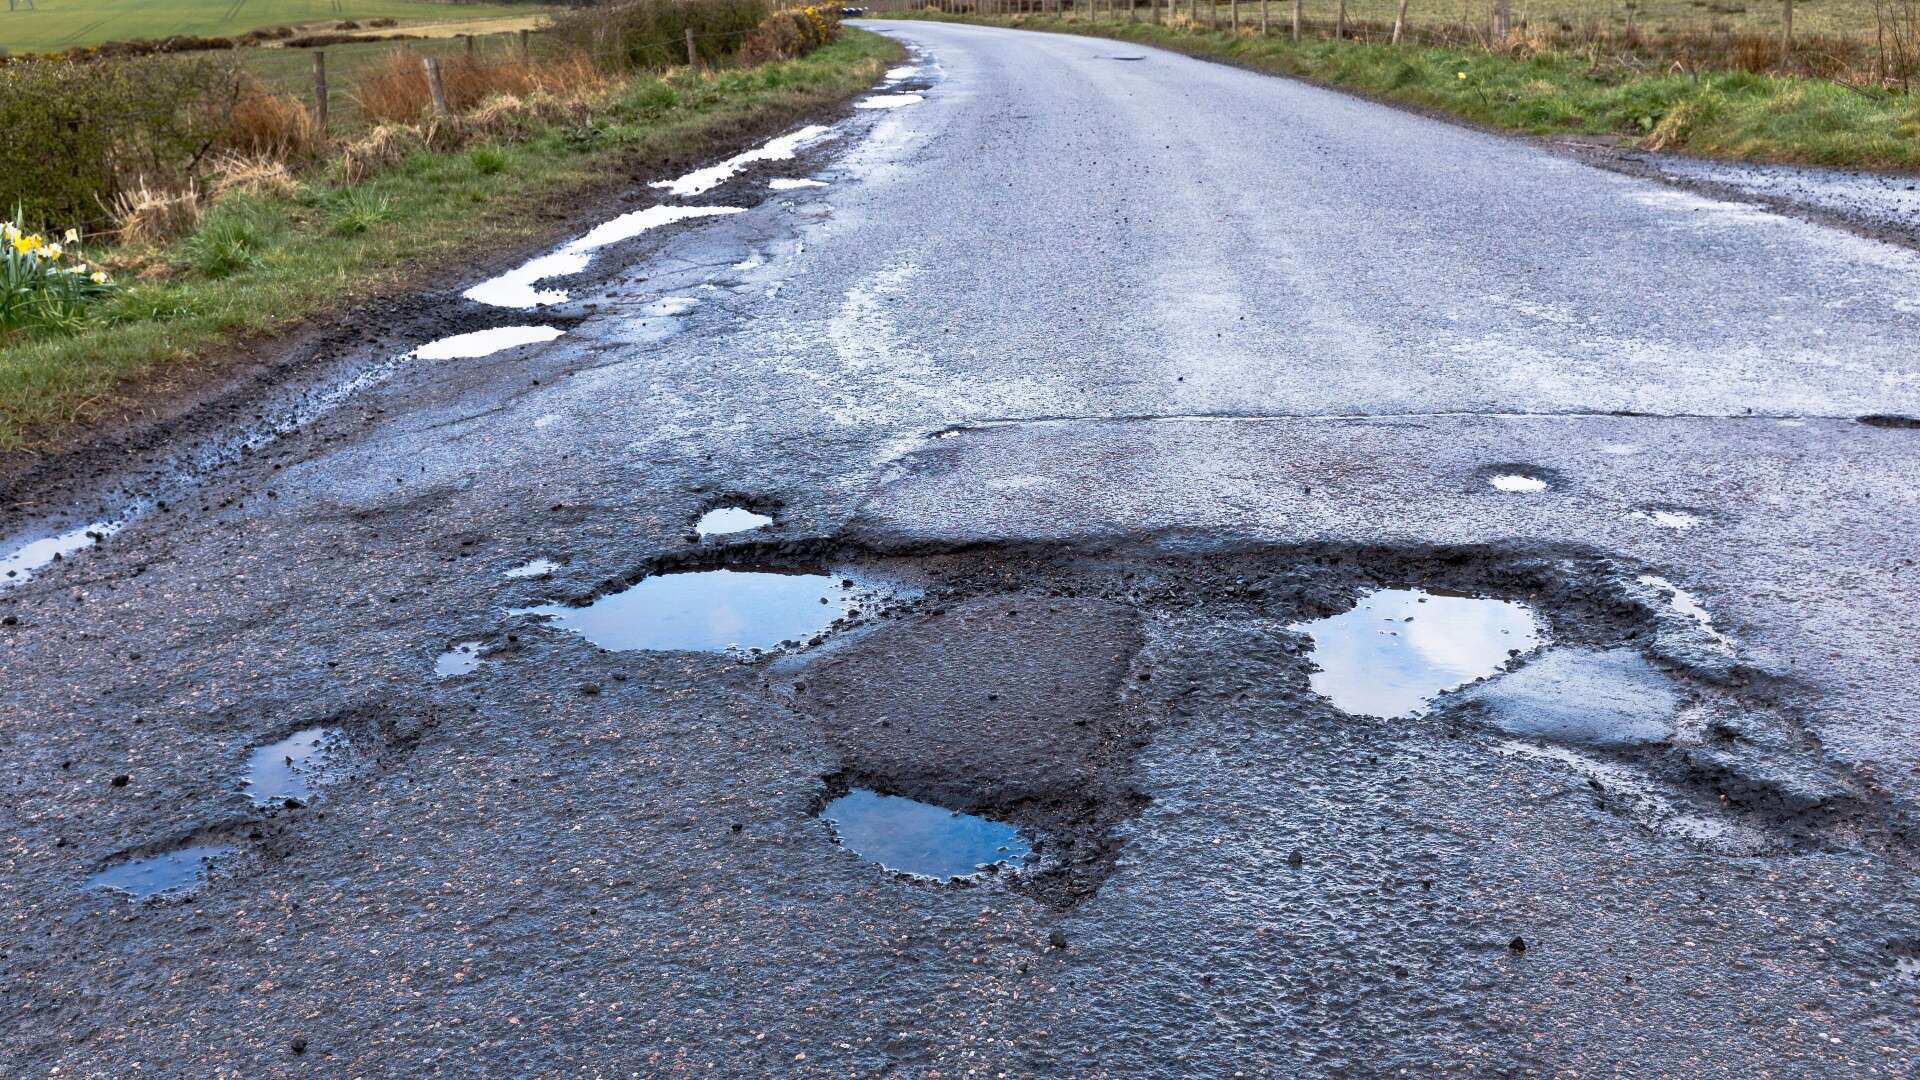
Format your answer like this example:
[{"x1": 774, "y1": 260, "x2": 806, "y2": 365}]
[{"x1": 4, "y1": 20, "x2": 1920, "y2": 1078}]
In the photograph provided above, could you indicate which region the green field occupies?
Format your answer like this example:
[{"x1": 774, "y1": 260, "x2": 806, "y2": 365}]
[
  {"x1": 0, "y1": 0, "x2": 540, "y2": 53},
  {"x1": 1238, "y1": 0, "x2": 1889, "y2": 39}
]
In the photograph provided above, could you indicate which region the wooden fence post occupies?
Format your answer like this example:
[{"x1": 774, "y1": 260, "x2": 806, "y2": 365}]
[
  {"x1": 1292, "y1": 0, "x2": 1301, "y2": 40},
  {"x1": 518, "y1": 28, "x2": 530, "y2": 62},
  {"x1": 1232, "y1": 0, "x2": 1240, "y2": 30},
  {"x1": 311, "y1": 50, "x2": 328, "y2": 134},
  {"x1": 424, "y1": 57, "x2": 449, "y2": 115},
  {"x1": 1779, "y1": 0, "x2": 1793, "y2": 64},
  {"x1": 685, "y1": 27, "x2": 697, "y2": 66},
  {"x1": 1261, "y1": 0, "x2": 1269, "y2": 34},
  {"x1": 1391, "y1": 0, "x2": 1408, "y2": 42},
  {"x1": 1335, "y1": 0, "x2": 1345, "y2": 36},
  {"x1": 464, "y1": 33, "x2": 476, "y2": 58},
  {"x1": 1491, "y1": 0, "x2": 1509, "y2": 42}
]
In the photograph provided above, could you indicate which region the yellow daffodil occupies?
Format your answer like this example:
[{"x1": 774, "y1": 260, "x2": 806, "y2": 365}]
[
  {"x1": 11, "y1": 234, "x2": 36, "y2": 255},
  {"x1": 91, "y1": 270, "x2": 109, "y2": 284},
  {"x1": 1, "y1": 222, "x2": 17, "y2": 242},
  {"x1": 1457, "y1": 71, "x2": 1468, "y2": 80},
  {"x1": 45, "y1": 242, "x2": 62, "y2": 259},
  {"x1": 64, "y1": 228, "x2": 80, "y2": 244}
]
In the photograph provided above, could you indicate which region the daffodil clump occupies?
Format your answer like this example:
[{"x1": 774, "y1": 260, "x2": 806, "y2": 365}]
[{"x1": 2, "y1": 209, "x2": 115, "y2": 334}]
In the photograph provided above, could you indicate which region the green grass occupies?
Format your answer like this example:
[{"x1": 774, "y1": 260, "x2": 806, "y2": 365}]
[
  {"x1": 0, "y1": 30, "x2": 902, "y2": 450},
  {"x1": 893, "y1": 12, "x2": 1920, "y2": 166},
  {"x1": 0, "y1": 0, "x2": 541, "y2": 53}
]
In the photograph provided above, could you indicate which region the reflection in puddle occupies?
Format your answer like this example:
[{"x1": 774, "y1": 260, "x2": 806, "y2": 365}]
[
  {"x1": 414, "y1": 324, "x2": 563, "y2": 360},
  {"x1": 87, "y1": 845, "x2": 237, "y2": 900},
  {"x1": 884, "y1": 65, "x2": 919, "y2": 80},
  {"x1": 465, "y1": 206, "x2": 744, "y2": 309},
  {"x1": 769, "y1": 178, "x2": 828, "y2": 190},
  {"x1": 1489, "y1": 473, "x2": 1548, "y2": 493},
  {"x1": 652, "y1": 125, "x2": 835, "y2": 197},
  {"x1": 856, "y1": 93, "x2": 924, "y2": 109},
  {"x1": 435, "y1": 641, "x2": 487, "y2": 676},
  {"x1": 512, "y1": 569, "x2": 850, "y2": 653},
  {"x1": 1640, "y1": 510, "x2": 1701, "y2": 530},
  {"x1": 820, "y1": 789, "x2": 1031, "y2": 881},
  {"x1": 1637, "y1": 574, "x2": 1734, "y2": 653},
  {"x1": 505, "y1": 558, "x2": 559, "y2": 579},
  {"x1": 1, "y1": 520, "x2": 124, "y2": 590},
  {"x1": 695, "y1": 506, "x2": 773, "y2": 536},
  {"x1": 242, "y1": 727, "x2": 343, "y2": 805},
  {"x1": 1291, "y1": 588, "x2": 1542, "y2": 718}
]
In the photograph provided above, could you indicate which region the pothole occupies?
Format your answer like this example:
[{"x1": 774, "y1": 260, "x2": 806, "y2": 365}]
[
  {"x1": 241, "y1": 726, "x2": 348, "y2": 806},
  {"x1": 413, "y1": 325, "x2": 563, "y2": 360},
  {"x1": 769, "y1": 178, "x2": 828, "y2": 190},
  {"x1": 1454, "y1": 648, "x2": 1677, "y2": 749},
  {"x1": 695, "y1": 506, "x2": 773, "y2": 537},
  {"x1": 1, "y1": 520, "x2": 124, "y2": 590},
  {"x1": 1488, "y1": 472, "x2": 1549, "y2": 493},
  {"x1": 820, "y1": 787, "x2": 1033, "y2": 882},
  {"x1": 87, "y1": 845, "x2": 238, "y2": 900},
  {"x1": 504, "y1": 558, "x2": 559, "y2": 580},
  {"x1": 435, "y1": 641, "x2": 488, "y2": 677},
  {"x1": 855, "y1": 93, "x2": 923, "y2": 109},
  {"x1": 512, "y1": 568, "x2": 868, "y2": 653},
  {"x1": 1289, "y1": 588, "x2": 1541, "y2": 719}
]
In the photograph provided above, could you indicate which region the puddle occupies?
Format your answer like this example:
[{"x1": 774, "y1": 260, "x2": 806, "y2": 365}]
[
  {"x1": 1639, "y1": 510, "x2": 1701, "y2": 530},
  {"x1": 1488, "y1": 473, "x2": 1548, "y2": 493},
  {"x1": 695, "y1": 506, "x2": 773, "y2": 537},
  {"x1": 1291, "y1": 588, "x2": 1542, "y2": 719},
  {"x1": 505, "y1": 558, "x2": 559, "y2": 579},
  {"x1": 1637, "y1": 574, "x2": 1734, "y2": 653},
  {"x1": 856, "y1": 93, "x2": 923, "y2": 109},
  {"x1": 652, "y1": 125, "x2": 835, "y2": 198},
  {"x1": 884, "y1": 65, "x2": 919, "y2": 80},
  {"x1": 414, "y1": 325, "x2": 563, "y2": 360},
  {"x1": 0, "y1": 520, "x2": 124, "y2": 590},
  {"x1": 242, "y1": 727, "x2": 344, "y2": 805},
  {"x1": 87, "y1": 845, "x2": 237, "y2": 900},
  {"x1": 820, "y1": 788, "x2": 1031, "y2": 881},
  {"x1": 511, "y1": 568, "x2": 853, "y2": 653},
  {"x1": 435, "y1": 641, "x2": 487, "y2": 676},
  {"x1": 769, "y1": 178, "x2": 828, "y2": 190},
  {"x1": 465, "y1": 206, "x2": 744, "y2": 309}
]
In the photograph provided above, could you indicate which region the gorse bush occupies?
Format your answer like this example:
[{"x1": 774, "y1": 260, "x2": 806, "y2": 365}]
[
  {"x1": 2, "y1": 210, "x2": 115, "y2": 334},
  {"x1": 0, "y1": 55, "x2": 241, "y2": 228},
  {"x1": 549, "y1": 0, "x2": 772, "y2": 70},
  {"x1": 741, "y1": 6, "x2": 845, "y2": 65}
]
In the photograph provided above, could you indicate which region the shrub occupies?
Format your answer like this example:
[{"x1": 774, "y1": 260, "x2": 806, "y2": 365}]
[
  {"x1": 1, "y1": 209, "x2": 116, "y2": 333},
  {"x1": 369, "y1": 17, "x2": 399, "y2": 28},
  {"x1": 0, "y1": 55, "x2": 241, "y2": 228},
  {"x1": 222, "y1": 81, "x2": 323, "y2": 159},
  {"x1": 548, "y1": 0, "x2": 771, "y2": 71}
]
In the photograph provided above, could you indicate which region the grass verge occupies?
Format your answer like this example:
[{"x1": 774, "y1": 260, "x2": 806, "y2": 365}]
[
  {"x1": 0, "y1": 29, "x2": 900, "y2": 452},
  {"x1": 890, "y1": 12, "x2": 1920, "y2": 169}
]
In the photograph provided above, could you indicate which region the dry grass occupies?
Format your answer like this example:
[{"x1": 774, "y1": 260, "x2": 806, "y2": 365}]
[
  {"x1": 223, "y1": 81, "x2": 325, "y2": 158},
  {"x1": 338, "y1": 123, "x2": 427, "y2": 182},
  {"x1": 351, "y1": 47, "x2": 610, "y2": 124},
  {"x1": 207, "y1": 153, "x2": 304, "y2": 201},
  {"x1": 110, "y1": 180, "x2": 203, "y2": 247}
]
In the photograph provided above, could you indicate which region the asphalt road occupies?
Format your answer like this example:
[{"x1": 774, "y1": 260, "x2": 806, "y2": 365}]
[{"x1": 5, "y1": 20, "x2": 1920, "y2": 1077}]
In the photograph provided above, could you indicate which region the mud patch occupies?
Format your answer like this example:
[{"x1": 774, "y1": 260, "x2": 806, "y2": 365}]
[
  {"x1": 820, "y1": 787, "x2": 1032, "y2": 881},
  {"x1": 87, "y1": 845, "x2": 238, "y2": 900},
  {"x1": 1290, "y1": 588, "x2": 1541, "y2": 719}
]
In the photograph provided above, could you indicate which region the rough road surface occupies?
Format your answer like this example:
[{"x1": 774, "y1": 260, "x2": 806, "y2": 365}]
[{"x1": 5, "y1": 20, "x2": 1920, "y2": 1077}]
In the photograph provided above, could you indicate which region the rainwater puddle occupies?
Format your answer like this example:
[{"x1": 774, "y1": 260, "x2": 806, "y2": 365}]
[
  {"x1": 695, "y1": 506, "x2": 772, "y2": 537},
  {"x1": 652, "y1": 125, "x2": 835, "y2": 198},
  {"x1": 87, "y1": 845, "x2": 236, "y2": 900},
  {"x1": 1639, "y1": 510, "x2": 1701, "y2": 530},
  {"x1": 414, "y1": 324, "x2": 563, "y2": 360},
  {"x1": 856, "y1": 93, "x2": 923, "y2": 109},
  {"x1": 1638, "y1": 574, "x2": 1734, "y2": 653},
  {"x1": 242, "y1": 727, "x2": 345, "y2": 805},
  {"x1": 1291, "y1": 588, "x2": 1542, "y2": 719},
  {"x1": 505, "y1": 558, "x2": 559, "y2": 579},
  {"x1": 511, "y1": 568, "x2": 853, "y2": 653},
  {"x1": 464, "y1": 206, "x2": 744, "y2": 309},
  {"x1": 0, "y1": 520, "x2": 123, "y2": 590},
  {"x1": 1489, "y1": 473, "x2": 1548, "y2": 493},
  {"x1": 769, "y1": 178, "x2": 829, "y2": 190},
  {"x1": 884, "y1": 65, "x2": 919, "y2": 80},
  {"x1": 436, "y1": 641, "x2": 487, "y2": 676},
  {"x1": 820, "y1": 789, "x2": 1031, "y2": 881}
]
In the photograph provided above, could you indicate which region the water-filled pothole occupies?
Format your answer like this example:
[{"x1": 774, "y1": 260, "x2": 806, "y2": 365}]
[
  {"x1": 1488, "y1": 473, "x2": 1548, "y2": 493},
  {"x1": 413, "y1": 324, "x2": 563, "y2": 360},
  {"x1": 1, "y1": 520, "x2": 124, "y2": 590},
  {"x1": 242, "y1": 727, "x2": 345, "y2": 806},
  {"x1": 820, "y1": 788, "x2": 1031, "y2": 881},
  {"x1": 695, "y1": 506, "x2": 772, "y2": 537},
  {"x1": 435, "y1": 641, "x2": 487, "y2": 677},
  {"x1": 504, "y1": 558, "x2": 559, "y2": 579},
  {"x1": 856, "y1": 93, "x2": 924, "y2": 109},
  {"x1": 87, "y1": 845, "x2": 237, "y2": 900},
  {"x1": 1291, "y1": 588, "x2": 1542, "y2": 718},
  {"x1": 512, "y1": 568, "x2": 857, "y2": 653}
]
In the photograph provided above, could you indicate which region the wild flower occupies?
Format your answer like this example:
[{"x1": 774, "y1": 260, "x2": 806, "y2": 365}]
[{"x1": 2, "y1": 205, "x2": 115, "y2": 333}]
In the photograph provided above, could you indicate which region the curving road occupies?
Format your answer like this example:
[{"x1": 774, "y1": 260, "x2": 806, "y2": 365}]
[{"x1": 4, "y1": 19, "x2": 1919, "y2": 1077}]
